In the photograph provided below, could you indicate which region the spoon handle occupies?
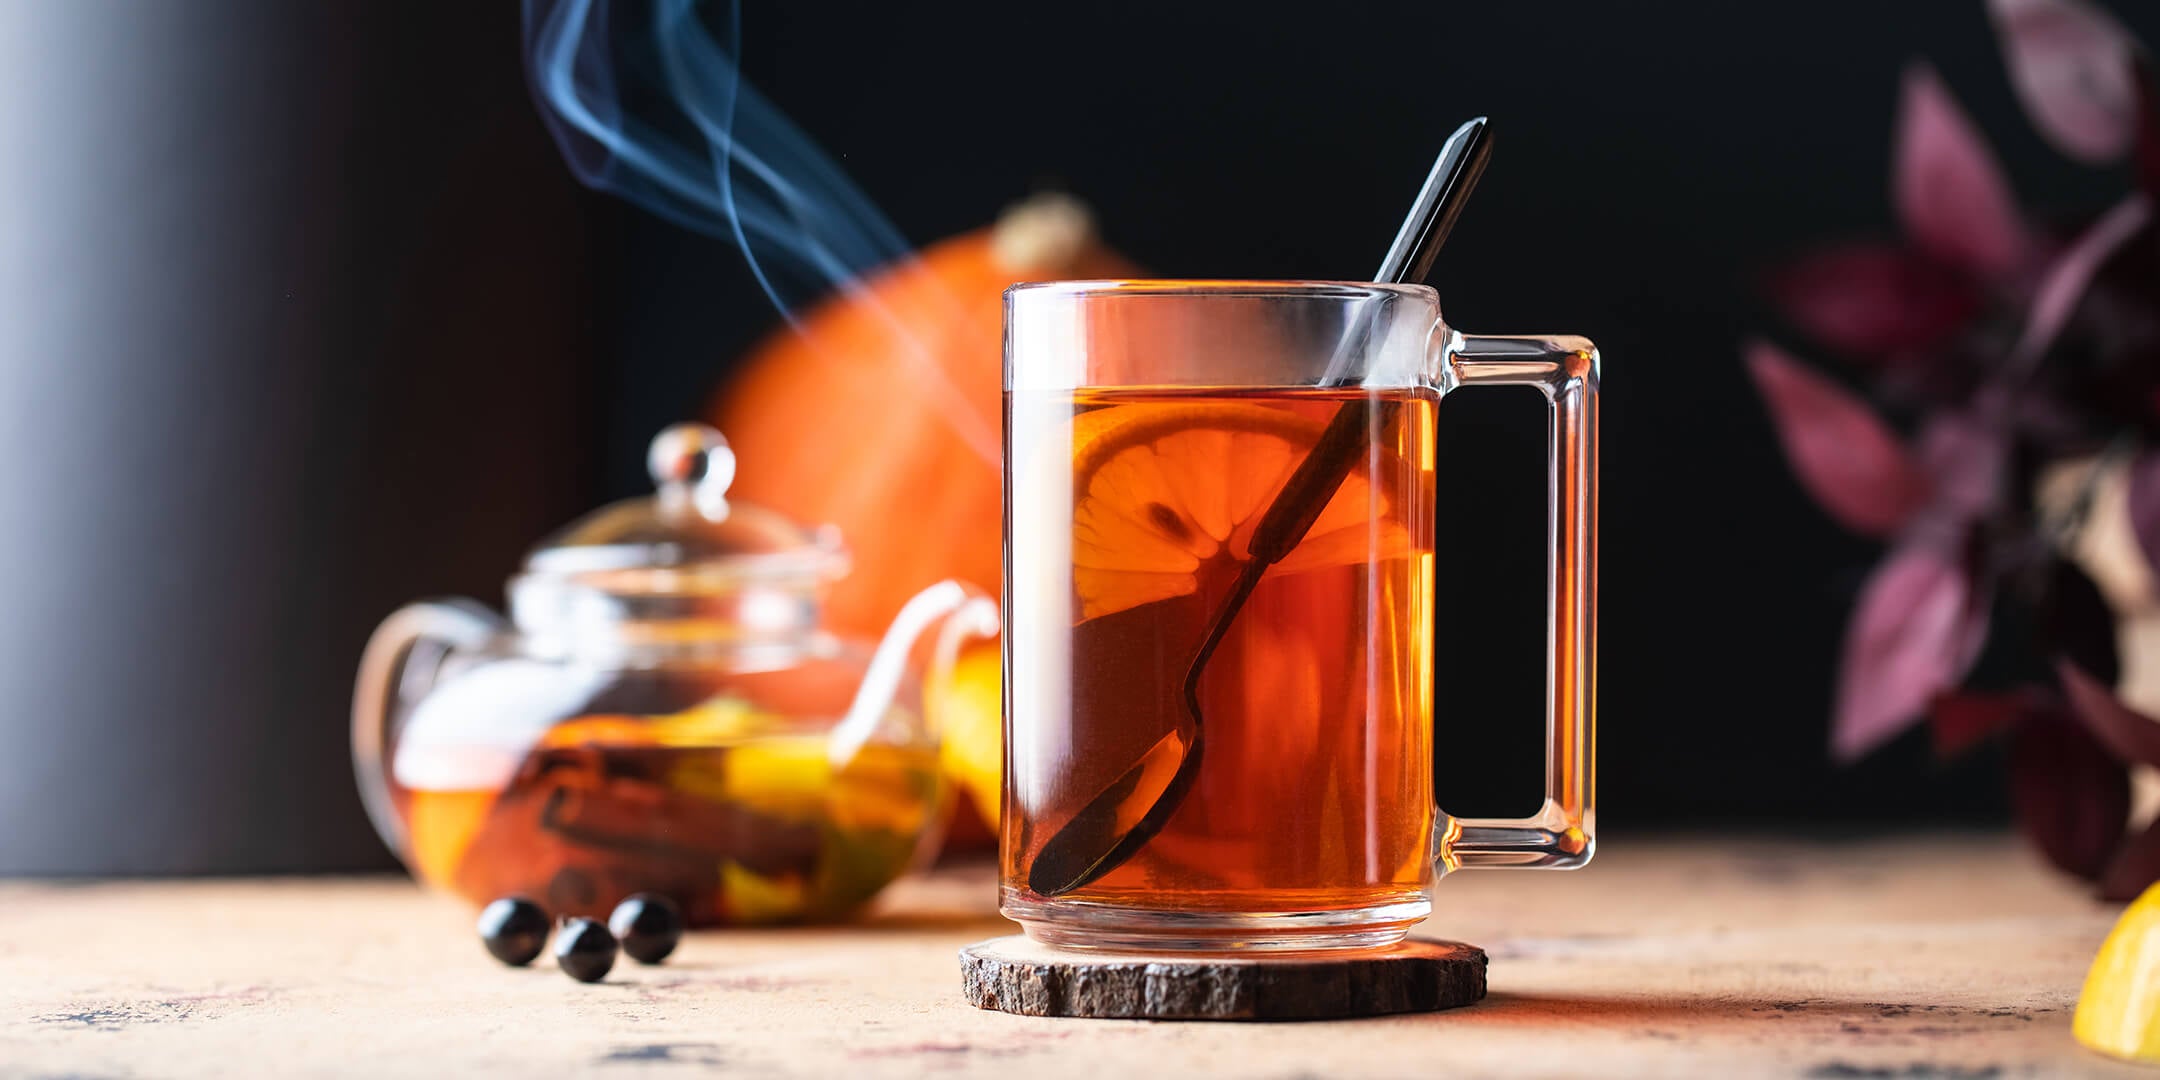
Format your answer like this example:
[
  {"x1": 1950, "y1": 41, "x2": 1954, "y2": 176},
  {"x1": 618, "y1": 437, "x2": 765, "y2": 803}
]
[
  {"x1": 1245, "y1": 398, "x2": 1402, "y2": 566},
  {"x1": 1251, "y1": 119, "x2": 1487, "y2": 564}
]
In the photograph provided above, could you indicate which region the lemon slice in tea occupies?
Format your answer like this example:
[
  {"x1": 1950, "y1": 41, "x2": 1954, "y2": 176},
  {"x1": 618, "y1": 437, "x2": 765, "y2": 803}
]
[{"x1": 1068, "y1": 400, "x2": 1411, "y2": 620}]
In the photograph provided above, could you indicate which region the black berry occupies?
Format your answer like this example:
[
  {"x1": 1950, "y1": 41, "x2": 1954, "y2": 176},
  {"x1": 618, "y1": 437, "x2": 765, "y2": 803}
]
[
  {"x1": 608, "y1": 893, "x2": 684, "y2": 965},
  {"x1": 477, "y1": 897, "x2": 549, "y2": 967},
  {"x1": 554, "y1": 917, "x2": 617, "y2": 983}
]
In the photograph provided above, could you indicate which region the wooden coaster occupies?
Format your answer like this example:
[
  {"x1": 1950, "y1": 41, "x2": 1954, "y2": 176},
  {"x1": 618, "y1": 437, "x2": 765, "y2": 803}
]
[{"x1": 958, "y1": 935, "x2": 1486, "y2": 1021}]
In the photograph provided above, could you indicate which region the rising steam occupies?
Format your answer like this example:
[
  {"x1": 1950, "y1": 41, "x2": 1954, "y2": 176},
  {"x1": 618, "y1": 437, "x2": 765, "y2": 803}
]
[
  {"x1": 521, "y1": 0, "x2": 995, "y2": 463},
  {"x1": 522, "y1": 0, "x2": 908, "y2": 315}
]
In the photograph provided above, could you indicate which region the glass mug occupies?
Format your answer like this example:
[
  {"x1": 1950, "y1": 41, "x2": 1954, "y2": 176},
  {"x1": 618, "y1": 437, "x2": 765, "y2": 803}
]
[{"x1": 1001, "y1": 281, "x2": 1596, "y2": 951}]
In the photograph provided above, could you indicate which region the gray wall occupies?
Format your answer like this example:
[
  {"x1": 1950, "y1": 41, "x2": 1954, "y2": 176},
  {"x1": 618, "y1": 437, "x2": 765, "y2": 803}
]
[{"x1": 0, "y1": 3, "x2": 605, "y2": 873}]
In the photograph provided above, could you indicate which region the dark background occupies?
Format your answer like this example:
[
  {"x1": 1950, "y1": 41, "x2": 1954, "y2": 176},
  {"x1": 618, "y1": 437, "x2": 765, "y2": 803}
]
[{"x1": 5, "y1": 1, "x2": 2154, "y2": 874}]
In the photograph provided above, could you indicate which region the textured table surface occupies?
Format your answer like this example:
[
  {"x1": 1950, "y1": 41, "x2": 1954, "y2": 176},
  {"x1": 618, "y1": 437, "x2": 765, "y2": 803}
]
[{"x1": 0, "y1": 835, "x2": 2144, "y2": 1078}]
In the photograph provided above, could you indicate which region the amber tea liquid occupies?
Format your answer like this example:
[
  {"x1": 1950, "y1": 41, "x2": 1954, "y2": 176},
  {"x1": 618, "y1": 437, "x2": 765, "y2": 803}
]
[
  {"x1": 1002, "y1": 385, "x2": 1438, "y2": 948},
  {"x1": 391, "y1": 665, "x2": 941, "y2": 927}
]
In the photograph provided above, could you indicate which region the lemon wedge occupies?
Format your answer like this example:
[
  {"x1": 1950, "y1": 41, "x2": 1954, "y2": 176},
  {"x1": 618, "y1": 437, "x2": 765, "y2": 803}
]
[
  {"x1": 932, "y1": 642, "x2": 1003, "y2": 824},
  {"x1": 2076, "y1": 879, "x2": 2160, "y2": 1062}
]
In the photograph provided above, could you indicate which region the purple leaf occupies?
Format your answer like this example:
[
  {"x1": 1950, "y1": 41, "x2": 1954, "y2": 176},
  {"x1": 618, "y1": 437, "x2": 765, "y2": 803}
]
[
  {"x1": 1746, "y1": 341, "x2": 1931, "y2": 537},
  {"x1": 1930, "y1": 688, "x2": 2041, "y2": 758},
  {"x1": 2008, "y1": 193, "x2": 2153, "y2": 371},
  {"x1": 1989, "y1": 0, "x2": 2142, "y2": 162},
  {"x1": 1833, "y1": 540, "x2": 1990, "y2": 761},
  {"x1": 1895, "y1": 63, "x2": 2029, "y2": 277},
  {"x1": 2011, "y1": 708, "x2": 2131, "y2": 881},
  {"x1": 1764, "y1": 244, "x2": 1980, "y2": 357},
  {"x1": 2129, "y1": 449, "x2": 2160, "y2": 580},
  {"x1": 1914, "y1": 411, "x2": 2006, "y2": 520},
  {"x1": 2100, "y1": 818, "x2": 2160, "y2": 901},
  {"x1": 2056, "y1": 660, "x2": 2160, "y2": 766}
]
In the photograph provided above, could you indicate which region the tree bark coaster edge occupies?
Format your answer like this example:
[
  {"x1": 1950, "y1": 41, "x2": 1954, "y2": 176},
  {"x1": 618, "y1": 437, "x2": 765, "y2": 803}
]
[{"x1": 958, "y1": 935, "x2": 1487, "y2": 1021}]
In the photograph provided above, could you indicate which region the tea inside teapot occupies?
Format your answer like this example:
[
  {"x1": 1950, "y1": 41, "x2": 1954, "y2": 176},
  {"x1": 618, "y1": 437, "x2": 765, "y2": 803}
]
[{"x1": 392, "y1": 663, "x2": 942, "y2": 924}]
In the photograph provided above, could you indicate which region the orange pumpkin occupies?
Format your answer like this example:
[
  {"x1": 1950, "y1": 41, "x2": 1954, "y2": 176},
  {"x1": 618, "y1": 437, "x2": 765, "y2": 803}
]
[{"x1": 710, "y1": 193, "x2": 1138, "y2": 637}]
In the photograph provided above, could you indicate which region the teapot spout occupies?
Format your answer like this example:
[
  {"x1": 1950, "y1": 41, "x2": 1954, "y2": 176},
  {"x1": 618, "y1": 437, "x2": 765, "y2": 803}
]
[{"x1": 828, "y1": 580, "x2": 1000, "y2": 767}]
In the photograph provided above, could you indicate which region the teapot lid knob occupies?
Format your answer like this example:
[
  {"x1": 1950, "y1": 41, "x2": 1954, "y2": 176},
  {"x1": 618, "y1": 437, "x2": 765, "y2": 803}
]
[{"x1": 648, "y1": 422, "x2": 737, "y2": 516}]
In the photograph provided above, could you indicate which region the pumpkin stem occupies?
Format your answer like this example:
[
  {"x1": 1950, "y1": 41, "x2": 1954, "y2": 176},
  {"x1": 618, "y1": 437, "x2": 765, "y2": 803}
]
[{"x1": 991, "y1": 192, "x2": 1095, "y2": 273}]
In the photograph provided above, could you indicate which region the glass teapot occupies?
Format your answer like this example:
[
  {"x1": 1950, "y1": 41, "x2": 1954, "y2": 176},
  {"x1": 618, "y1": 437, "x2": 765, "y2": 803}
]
[{"x1": 352, "y1": 423, "x2": 999, "y2": 926}]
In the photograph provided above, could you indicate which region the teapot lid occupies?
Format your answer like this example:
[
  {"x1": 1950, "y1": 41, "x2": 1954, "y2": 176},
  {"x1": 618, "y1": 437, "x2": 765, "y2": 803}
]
[{"x1": 521, "y1": 423, "x2": 848, "y2": 590}]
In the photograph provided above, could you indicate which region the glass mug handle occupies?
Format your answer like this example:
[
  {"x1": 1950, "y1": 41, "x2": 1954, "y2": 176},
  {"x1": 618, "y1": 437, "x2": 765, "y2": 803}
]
[{"x1": 1429, "y1": 329, "x2": 1599, "y2": 875}]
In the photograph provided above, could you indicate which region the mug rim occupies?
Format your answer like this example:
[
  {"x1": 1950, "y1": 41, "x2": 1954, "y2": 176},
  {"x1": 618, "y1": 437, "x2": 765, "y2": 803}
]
[{"x1": 1005, "y1": 279, "x2": 1437, "y2": 302}]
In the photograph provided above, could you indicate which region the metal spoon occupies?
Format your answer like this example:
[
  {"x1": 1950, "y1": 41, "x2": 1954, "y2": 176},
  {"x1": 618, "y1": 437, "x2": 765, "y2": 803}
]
[{"x1": 1026, "y1": 118, "x2": 1495, "y2": 897}]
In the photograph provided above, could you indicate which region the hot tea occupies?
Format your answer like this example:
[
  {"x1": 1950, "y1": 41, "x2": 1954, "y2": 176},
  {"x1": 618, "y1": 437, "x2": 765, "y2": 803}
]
[
  {"x1": 395, "y1": 686, "x2": 941, "y2": 926},
  {"x1": 1002, "y1": 386, "x2": 1439, "y2": 942}
]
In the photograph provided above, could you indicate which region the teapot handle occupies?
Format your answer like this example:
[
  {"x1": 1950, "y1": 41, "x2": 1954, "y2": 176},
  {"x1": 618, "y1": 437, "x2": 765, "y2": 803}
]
[
  {"x1": 827, "y1": 580, "x2": 1001, "y2": 767},
  {"x1": 351, "y1": 599, "x2": 507, "y2": 855}
]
